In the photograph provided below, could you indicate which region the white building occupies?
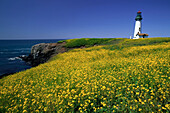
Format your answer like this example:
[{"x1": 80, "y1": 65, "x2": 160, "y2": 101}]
[{"x1": 133, "y1": 11, "x2": 148, "y2": 39}]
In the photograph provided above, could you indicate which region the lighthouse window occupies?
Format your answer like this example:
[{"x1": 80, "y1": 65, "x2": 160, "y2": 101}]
[{"x1": 139, "y1": 27, "x2": 141, "y2": 31}]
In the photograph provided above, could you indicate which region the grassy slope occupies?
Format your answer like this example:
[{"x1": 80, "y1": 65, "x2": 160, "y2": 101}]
[
  {"x1": 59, "y1": 37, "x2": 170, "y2": 48},
  {"x1": 0, "y1": 38, "x2": 170, "y2": 112}
]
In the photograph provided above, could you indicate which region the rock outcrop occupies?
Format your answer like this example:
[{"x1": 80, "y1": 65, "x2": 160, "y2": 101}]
[{"x1": 20, "y1": 42, "x2": 66, "y2": 66}]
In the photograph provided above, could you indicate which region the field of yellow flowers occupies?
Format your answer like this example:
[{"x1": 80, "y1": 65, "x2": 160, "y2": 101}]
[{"x1": 0, "y1": 38, "x2": 170, "y2": 112}]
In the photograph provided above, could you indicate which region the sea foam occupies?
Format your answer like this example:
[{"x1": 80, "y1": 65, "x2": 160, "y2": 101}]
[{"x1": 8, "y1": 57, "x2": 22, "y2": 61}]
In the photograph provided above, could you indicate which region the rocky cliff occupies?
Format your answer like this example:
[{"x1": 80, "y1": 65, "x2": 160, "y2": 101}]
[
  {"x1": 20, "y1": 38, "x2": 103, "y2": 67},
  {"x1": 20, "y1": 42, "x2": 67, "y2": 66}
]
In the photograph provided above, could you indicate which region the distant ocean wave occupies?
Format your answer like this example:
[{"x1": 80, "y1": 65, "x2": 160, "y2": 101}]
[
  {"x1": 0, "y1": 48, "x2": 30, "y2": 55},
  {"x1": 9, "y1": 52, "x2": 21, "y2": 54},
  {"x1": 14, "y1": 48, "x2": 30, "y2": 51},
  {"x1": 8, "y1": 57, "x2": 22, "y2": 61},
  {"x1": 8, "y1": 55, "x2": 27, "y2": 61},
  {"x1": 0, "y1": 48, "x2": 30, "y2": 51},
  {"x1": 0, "y1": 52, "x2": 26, "y2": 54}
]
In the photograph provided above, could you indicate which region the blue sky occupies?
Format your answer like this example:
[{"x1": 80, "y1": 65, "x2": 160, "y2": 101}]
[{"x1": 0, "y1": 0, "x2": 170, "y2": 39}]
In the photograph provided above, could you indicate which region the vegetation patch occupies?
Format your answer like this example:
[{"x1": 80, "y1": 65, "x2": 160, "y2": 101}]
[
  {"x1": 63, "y1": 38, "x2": 117, "y2": 48},
  {"x1": 0, "y1": 38, "x2": 170, "y2": 112}
]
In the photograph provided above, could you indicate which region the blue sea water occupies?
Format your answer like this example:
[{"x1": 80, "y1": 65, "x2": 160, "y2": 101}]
[{"x1": 0, "y1": 39, "x2": 64, "y2": 76}]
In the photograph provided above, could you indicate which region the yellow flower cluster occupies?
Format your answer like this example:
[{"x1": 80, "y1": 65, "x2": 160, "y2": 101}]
[{"x1": 0, "y1": 41, "x2": 169, "y2": 112}]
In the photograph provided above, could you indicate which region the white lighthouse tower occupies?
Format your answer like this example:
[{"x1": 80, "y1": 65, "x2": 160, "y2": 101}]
[{"x1": 133, "y1": 11, "x2": 148, "y2": 39}]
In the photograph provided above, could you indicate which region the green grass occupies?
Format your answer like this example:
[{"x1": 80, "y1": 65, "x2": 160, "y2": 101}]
[
  {"x1": 102, "y1": 37, "x2": 170, "y2": 51},
  {"x1": 59, "y1": 37, "x2": 170, "y2": 49},
  {"x1": 62, "y1": 38, "x2": 121, "y2": 48}
]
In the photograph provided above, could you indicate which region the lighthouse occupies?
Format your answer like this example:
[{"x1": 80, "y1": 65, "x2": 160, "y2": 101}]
[{"x1": 133, "y1": 11, "x2": 148, "y2": 39}]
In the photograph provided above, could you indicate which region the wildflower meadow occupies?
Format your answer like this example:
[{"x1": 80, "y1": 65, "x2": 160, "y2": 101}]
[{"x1": 0, "y1": 38, "x2": 169, "y2": 112}]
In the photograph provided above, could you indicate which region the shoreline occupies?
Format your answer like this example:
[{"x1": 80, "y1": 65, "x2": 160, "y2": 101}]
[
  {"x1": 0, "y1": 39, "x2": 65, "y2": 79},
  {"x1": 0, "y1": 66, "x2": 32, "y2": 79},
  {"x1": 0, "y1": 72, "x2": 15, "y2": 79},
  {"x1": 0, "y1": 41, "x2": 68, "y2": 79}
]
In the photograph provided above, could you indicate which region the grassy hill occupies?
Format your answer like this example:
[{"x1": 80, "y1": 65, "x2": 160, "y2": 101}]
[{"x1": 0, "y1": 38, "x2": 170, "y2": 112}]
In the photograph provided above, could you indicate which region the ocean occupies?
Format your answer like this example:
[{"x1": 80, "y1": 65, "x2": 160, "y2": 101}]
[{"x1": 0, "y1": 39, "x2": 64, "y2": 76}]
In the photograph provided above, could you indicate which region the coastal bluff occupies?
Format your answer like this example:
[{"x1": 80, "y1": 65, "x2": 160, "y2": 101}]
[
  {"x1": 19, "y1": 38, "x2": 170, "y2": 67},
  {"x1": 19, "y1": 38, "x2": 114, "y2": 67},
  {"x1": 20, "y1": 42, "x2": 67, "y2": 66}
]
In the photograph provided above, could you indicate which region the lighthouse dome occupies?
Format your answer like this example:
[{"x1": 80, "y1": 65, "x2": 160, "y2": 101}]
[{"x1": 135, "y1": 11, "x2": 142, "y2": 21}]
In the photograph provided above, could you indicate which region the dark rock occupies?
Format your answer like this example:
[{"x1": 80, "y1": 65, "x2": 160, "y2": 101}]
[{"x1": 20, "y1": 42, "x2": 66, "y2": 67}]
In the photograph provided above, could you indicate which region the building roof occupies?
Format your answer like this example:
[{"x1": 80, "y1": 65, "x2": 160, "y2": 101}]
[
  {"x1": 137, "y1": 11, "x2": 141, "y2": 13},
  {"x1": 138, "y1": 33, "x2": 149, "y2": 36}
]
